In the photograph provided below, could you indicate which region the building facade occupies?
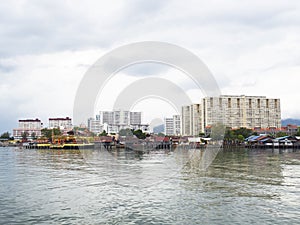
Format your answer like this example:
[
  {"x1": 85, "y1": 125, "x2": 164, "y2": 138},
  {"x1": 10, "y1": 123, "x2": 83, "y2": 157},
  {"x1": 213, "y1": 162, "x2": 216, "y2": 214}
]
[
  {"x1": 181, "y1": 106, "x2": 190, "y2": 136},
  {"x1": 164, "y1": 115, "x2": 181, "y2": 136},
  {"x1": 164, "y1": 118, "x2": 174, "y2": 136},
  {"x1": 181, "y1": 95, "x2": 281, "y2": 135},
  {"x1": 13, "y1": 118, "x2": 43, "y2": 140},
  {"x1": 87, "y1": 117, "x2": 104, "y2": 134},
  {"x1": 181, "y1": 104, "x2": 201, "y2": 136},
  {"x1": 98, "y1": 110, "x2": 143, "y2": 133},
  {"x1": 49, "y1": 117, "x2": 72, "y2": 130},
  {"x1": 99, "y1": 111, "x2": 114, "y2": 124},
  {"x1": 130, "y1": 112, "x2": 142, "y2": 125},
  {"x1": 173, "y1": 115, "x2": 181, "y2": 135},
  {"x1": 202, "y1": 95, "x2": 281, "y2": 131}
]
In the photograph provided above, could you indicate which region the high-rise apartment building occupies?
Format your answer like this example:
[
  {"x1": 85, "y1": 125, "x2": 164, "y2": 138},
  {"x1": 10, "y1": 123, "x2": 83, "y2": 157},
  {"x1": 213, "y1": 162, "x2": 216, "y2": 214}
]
[
  {"x1": 99, "y1": 110, "x2": 141, "y2": 126},
  {"x1": 100, "y1": 111, "x2": 114, "y2": 124},
  {"x1": 87, "y1": 117, "x2": 104, "y2": 134},
  {"x1": 130, "y1": 112, "x2": 142, "y2": 125},
  {"x1": 202, "y1": 95, "x2": 281, "y2": 131},
  {"x1": 181, "y1": 106, "x2": 190, "y2": 136},
  {"x1": 164, "y1": 118, "x2": 174, "y2": 136},
  {"x1": 173, "y1": 115, "x2": 181, "y2": 135},
  {"x1": 164, "y1": 115, "x2": 181, "y2": 136},
  {"x1": 114, "y1": 110, "x2": 130, "y2": 125},
  {"x1": 181, "y1": 104, "x2": 201, "y2": 136},
  {"x1": 182, "y1": 95, "x2": 281, "y2": 135},
  {"x1": 98, "y1": 110, "x2": 143, "y2": 133}
]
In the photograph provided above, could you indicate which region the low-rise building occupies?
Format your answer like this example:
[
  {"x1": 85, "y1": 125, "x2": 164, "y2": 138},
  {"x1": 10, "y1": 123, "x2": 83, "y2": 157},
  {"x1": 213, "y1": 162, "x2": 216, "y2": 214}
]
[
  {"x1": 49, "y1": 117, "x2": 72, "y2": 130},
  {"x1": 87, "y1": 117, "x2": 104, "y2": 134},
  {"x1": 13, "y1": 118, "x2": 43, "y2": 140},
  {"x1": 253, "y1": 124, "x2": 299, "y2": 136}
]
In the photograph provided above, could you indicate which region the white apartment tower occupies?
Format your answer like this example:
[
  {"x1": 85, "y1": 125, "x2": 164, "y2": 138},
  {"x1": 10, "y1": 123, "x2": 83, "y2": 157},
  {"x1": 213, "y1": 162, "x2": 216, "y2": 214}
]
[
  {"x1": 87, "y1": 117, "x2": 103, "y2": 134},
  {"x1": 100, "y1": 111, "x2": 114, "y2": 124},
  {"x1": 181, "y1": 105, "x2": 191, "y2": 136},
  {"x1": 181, "y1": 95, "x2": 281, "y2": 135},
  {"x1": 164, "y1": 115, "x2": 181, "y2": 136},
  {"x1": 130, "y1": 112, "x2": 142, "y2": 125},
  {"x1": 164, "y1": 118, "x2": 174, "y2": 136},
  {"x1": 181, "y1": 104, "x2": 201, "y2": 136},
  {"x1": 114, "y1": 110, "x2": 130, "y2": 125},
  {"x1": 202, "y1": 95, "x2": 281, "y2": 131},
  {"x1": 98, "y1": 110, "x2": 143, "y2": 133}
]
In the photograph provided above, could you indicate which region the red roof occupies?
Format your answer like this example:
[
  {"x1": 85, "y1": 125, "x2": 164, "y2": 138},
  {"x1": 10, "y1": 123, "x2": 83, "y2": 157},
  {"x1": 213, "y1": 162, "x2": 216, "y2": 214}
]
[
  {"x1": 49, "y1": 117, "x2": 71, "y2": 121},
  {"x1": 286, "y1": 124, "x2": 298, "y2": 129},
  {"x1": 19, "y1": 118, "x2": 41, "y2": 122},
  {"x1": 99, "y1": 136, "x2": 113, "y2": 142},
  {"x1": 154, "y1": 136, "x2": 170, "y2": 142}
]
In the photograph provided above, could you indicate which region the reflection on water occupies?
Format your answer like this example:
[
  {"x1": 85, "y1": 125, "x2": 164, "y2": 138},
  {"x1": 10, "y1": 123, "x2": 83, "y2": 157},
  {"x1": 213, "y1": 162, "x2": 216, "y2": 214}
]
[{"x1": 0, "y1": 147, "x2": 300, "y2": 224}]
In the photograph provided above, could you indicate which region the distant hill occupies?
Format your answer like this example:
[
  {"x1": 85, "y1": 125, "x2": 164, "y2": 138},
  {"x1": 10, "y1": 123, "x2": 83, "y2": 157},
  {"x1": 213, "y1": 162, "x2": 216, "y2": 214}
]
[
  {"x1": 153, "y1": 124, "x2": 164, "y2": 133},
  {"x1": 282, "y1": 118, "x2": 300, "y2": 126}
]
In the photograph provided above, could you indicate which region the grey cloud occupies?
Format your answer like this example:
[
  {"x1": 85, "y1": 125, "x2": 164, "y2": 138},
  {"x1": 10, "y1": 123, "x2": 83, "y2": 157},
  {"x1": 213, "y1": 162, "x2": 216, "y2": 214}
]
[
  {"x1": 1, "y1": 0, "x2": 300, "y2": 58},
  {"x1": 0, "y1": 1, "x2": 117, "y2": 56},
  {"x1": 1, "y1": 0, "x2": 300, "y2": 132},
  {"x1": 0, "y1": 0, "x2": 168, "y2": 57},
  {"x1": 0, "y1": 64, "x2": 15, "y2": 73}
]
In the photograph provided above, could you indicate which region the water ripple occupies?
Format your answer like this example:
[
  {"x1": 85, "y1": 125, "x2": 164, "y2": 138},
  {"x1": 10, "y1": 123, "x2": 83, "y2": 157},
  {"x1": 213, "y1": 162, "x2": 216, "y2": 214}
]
[{"x1": 0, "y1": 147, "x2": 300, "y2": 224}]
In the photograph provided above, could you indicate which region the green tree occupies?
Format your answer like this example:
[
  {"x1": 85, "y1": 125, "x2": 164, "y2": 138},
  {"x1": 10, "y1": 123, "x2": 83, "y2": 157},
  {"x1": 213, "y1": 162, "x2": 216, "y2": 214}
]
[
  {"x1": 53, "y1": 128, "x2": 61, "y2": 136},
  {"x1": 199, "y1": 132, "x2": 205, "y2": 137},
  {"x1": 31, "y1": 132, "x2": 37, "y2": 140},
  {"x1": 296, "y1": 127, "x2": 300, "y2": 136},
  {"x1": 276, "y1": 132, "x2": 288, "y2": 138},
  {"x1": 224, "y1": 129, "x2": 236, "y2": 140},
  {"x1": 133, "y1": 129, "x2": 146, "y2": 139},
  {"x1": 119, "y1": 128, "x2": 133, "y2": 137},
  {"x1": 21, "y1": 131, "x2": 29, "y2": 141},
  {"x1": 41, "y1": 128, "x2": 51, "y2": 139},
  {"x1": 0, "y1": 132, "x2": 10, "y2": 139},
  {"x1": 234, "y1": 127, "x2": 252, "y2": 139},
  {"x1": 237, "y1": 134, "x2": 245, "y2": 142},
  {"x1": 41, "y1": 128, "x2": 62, "y2": 139},
  {"x1": 99, "y1": 130, "x2": 108, "y2": 136}
]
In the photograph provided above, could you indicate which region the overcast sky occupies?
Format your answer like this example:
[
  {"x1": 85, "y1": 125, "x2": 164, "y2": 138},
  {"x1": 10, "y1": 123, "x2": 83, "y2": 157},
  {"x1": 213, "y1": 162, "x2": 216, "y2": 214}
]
[{"x1": 1, "y1": 0, "x2": 300, "y2": 133}]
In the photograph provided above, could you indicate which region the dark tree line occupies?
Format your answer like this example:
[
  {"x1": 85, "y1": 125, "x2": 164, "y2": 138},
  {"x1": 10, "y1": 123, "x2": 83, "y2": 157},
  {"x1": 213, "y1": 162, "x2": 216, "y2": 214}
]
[{"x1": 118, "y1": 128, "x2": 148, "y2": 139}]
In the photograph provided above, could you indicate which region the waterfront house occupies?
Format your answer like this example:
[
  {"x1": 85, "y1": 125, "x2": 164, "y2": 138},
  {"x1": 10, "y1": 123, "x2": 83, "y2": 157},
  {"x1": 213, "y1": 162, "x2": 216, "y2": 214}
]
[{"x1": 276, "y1": 136, "x2": 297, "y2": 147}]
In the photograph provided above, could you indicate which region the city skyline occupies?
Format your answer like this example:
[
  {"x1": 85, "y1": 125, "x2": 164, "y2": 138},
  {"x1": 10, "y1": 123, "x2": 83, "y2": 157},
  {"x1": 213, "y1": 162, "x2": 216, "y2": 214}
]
[
  {"x1": 9, "y1": 94, "x2": 285, "y2": 139},
  {"x1": 1, "y1": 1, "x2": 300, "y2": 134}
]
